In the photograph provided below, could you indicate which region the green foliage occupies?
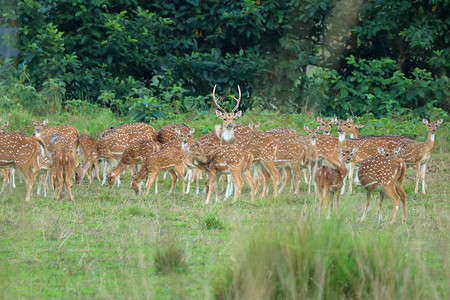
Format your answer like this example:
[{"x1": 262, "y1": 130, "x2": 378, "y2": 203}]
[
  {"x1": 311, "y1": 56, "x2": 450, "y2": 118},
  {"x1": 1, "y1": 0, "x2": 447, "y2": 117}
]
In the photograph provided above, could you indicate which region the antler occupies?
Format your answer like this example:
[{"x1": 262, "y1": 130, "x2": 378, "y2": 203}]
[
  {"x1": 232, "y1": 85, "x2": 241, "y2": 113},
  {"x1": 212, "y1": 85, "x2": 226, "y2": 113}
]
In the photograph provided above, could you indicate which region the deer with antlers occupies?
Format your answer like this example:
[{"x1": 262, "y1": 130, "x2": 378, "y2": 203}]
[
  {"x1": 315, "y1": 147, "x2": 358, "y2": 218},
  {"x1": 213, "y1": 85, "x2": 279, "y2": 197},
  {"x1": 356, "y1": 147, "x2": 407, "y2": 224},
  {"x1": 397, "y1": 119, "x2": 443, "y2": 194},
  {"x1": 0, "y1": 132, "x2": 46, "y2": 201}
]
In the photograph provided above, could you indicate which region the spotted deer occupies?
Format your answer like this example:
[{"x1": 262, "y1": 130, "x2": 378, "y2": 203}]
[
  {"x1": 317, "y1": 116, "x2": 338, "y2": 135},
  {"x1": 78, "y1": 134, "x2": 100, "y2": 182},
  {"x1": 75, "y1": 129, "x2": 148, "y2": 185},
  {"x1": 265, "y1": 130, "x2": 308, "y2": 194},
  {"x1": 397, "y1": 119, "x2": 443, "y2": 194},
  {"x1": 152, "y1": 123, "x2": 193, "y2": 146},
  {"x1": 356, "y1": 148, "x2": 407, "y2": 224},
  {"x1": 213, "y1": 85, "x2": 279, "y2": 197},
  {"x1": 315, "y1": 147, "x2": 357, "y2": 219},
  {"x1": 131, "y1": 147, "x2": 187, "y2": 196},
  {"x1": 99, "y1": 122, "x2": 155, "y2": 139},
  {"x1": 32, "y1": 119, "x2": 80, "y2": 151},
  {"x1": 107, "y1": 139, "x2": 160, "y2": 187},
  {"x1": 0, "y1": 119, "x2": 15, "y2": 194},
  {"x1": 336, "y1": 119, "x2": 412, "y2": 194},
  {"x1": 183, "y1": 140, "x2": 256, "y2": 204},
  {"x1": 0, "y1": 133, "x2": 46, "y2": 201},
  {"x1": 48, "y1": 135, "x2": 77, "y2": 201}
]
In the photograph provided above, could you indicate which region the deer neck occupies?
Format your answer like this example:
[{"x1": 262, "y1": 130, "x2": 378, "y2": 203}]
[
  {"x1": 338, "y1": 132, "x2": 346, "y2": 148},
  {"x1": 426, "y1": 130, "x2": 435, "y2": 148},
  {"x1": 338, "y1": 161, "x2": 349, "y2": 180}
]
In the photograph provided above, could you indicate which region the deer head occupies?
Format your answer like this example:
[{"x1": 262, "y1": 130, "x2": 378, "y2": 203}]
[
  {"x1": 423, "y1": 119, "x2": 443, "y2": 138},
  {"x1": 32, "y1": 119, "x2": 48, "y2": 137},
  {"x1": 317, "y1": 116, "x2": 337, "y2": 135},
  {"x1": 213, "y1": 85, "x2": 242, "y2": 130}
]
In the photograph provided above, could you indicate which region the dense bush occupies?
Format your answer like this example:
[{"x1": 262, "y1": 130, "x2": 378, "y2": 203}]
[{"x1": 0, "y1": 0, "x2": 448, "y2": 118}]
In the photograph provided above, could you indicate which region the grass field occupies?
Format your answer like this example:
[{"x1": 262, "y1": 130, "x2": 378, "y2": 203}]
[{"x1": 1, "y1": 150, "x2": 448, "y2": 299}]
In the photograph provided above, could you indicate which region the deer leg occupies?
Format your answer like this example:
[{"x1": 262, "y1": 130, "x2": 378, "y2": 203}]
[
  {"x1": 175, "y1": 166, "x2": 185, "y2": 195},
  {"x1": 65, "y1": 172, "x2": 74, "y2": 202},
  {"x1": 225, "y1": 174, "x2": 233, "y2": 200},
  {"x1": 361, "y1": 191, "x2": 371, "y2": 222},
  {"x1": 414, "y1": 162, "x2": 420, "y2": 194},
  {"x1": 102, "y1": 160, "x2": 109, "y2": 186},
  {"x1": 231, "y1": 170, "x2": 244, "y2": 202},
  {"x1": 165, "y1": 170, "x2": 177, "y2": 195},
  {"x1": 242, "y1": 168, "x2": 256, "y2": 202},
  {"x1": 185, "y1": 168, "x2": 192, "y2": 194},
  {"x1": 205, "y1": 171, "x2": 216, "y2": 205},
  {"x1": 327, "y1": 191, "x2": 335, "y2": 219},
  {"x1": 395, "y1": 181, "x2": 407, "y2": 224},
  {"x1": 278, "y1": 167, "x2": 291, "y2": 194},
  {"x1": 378, "y1": 191, "x2": 384, "y2": 222},
  {"x1": 420, "y1": 163, "x2": 427, "y2": 194},
  {"x1": 382, "y1": 185, "x2": 401, "y2": 224},
  {"x1": 145, "y1": 172, "x2": 158, "y2": 196},
  {"x1": 264, "y1": 161, "x2": 279, "y2": 197}
]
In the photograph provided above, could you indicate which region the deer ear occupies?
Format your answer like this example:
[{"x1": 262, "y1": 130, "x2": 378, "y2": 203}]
[
  {"x1": 336, "y1": 146, "x2": 343, "y2": 153},
  {"x1": 32, "y1": 119, "x2": 37, "y2": 125},
  {"x1": 378, "y1": 147, "x2": 385, "y2": 155},
  {"x1": 4, "y1": 121, "x2": 9, "y2": 127},
  {"x1": 43, "y1": 119, "x2": 48, "y2": 126},
  {"x1": 215, "y1": 110, "x2": 223, "y2": 118},
  {"x1": 316, "y1": 117, "x2": 322, "y2": 122},
  {"x1": 346, "y1": 117, "x2": 353, "y2": 123},
  {"x1": 234, "y1": 111, "x2": 242, "y2": 119},
  {"x1": 423, "y1": 119, "x2": 428, "y2": 125},
  {"x1": 304, "y1": 125, "x2": 310, "y2": 131},
  {"x1": 190, "y1": 128, "x2": 195, "y2": 135},
  {"x1": 437, "y1": 119, "x2": 443, "y2": 125},
  {"x1": 356, "y1": 124, "x2": 365, "y2": 129},
  {"x1": 331, "y1": 116, "x2": 338, "y2": 123},
  {"x1": 352, "y1": 147, "x2": 358, "y2": 154},
  {"x1": 253, "y1": 121, "x2": 261, "y2": 128}
]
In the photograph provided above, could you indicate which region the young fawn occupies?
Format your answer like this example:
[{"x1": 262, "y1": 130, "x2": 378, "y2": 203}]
[
  {"x1": 314, "y1": 147, "x2": 357, "y2": 219},
  {"x1": 357, "y1": 147, "x2": 407, "y2": 224}
]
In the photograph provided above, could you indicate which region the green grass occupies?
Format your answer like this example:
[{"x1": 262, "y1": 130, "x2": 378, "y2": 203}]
[
  {"x1": 1, "y1": 154, "x2": 448, "y2": 299},
  {"x1": 0, "y1": 109, "x2": 448, "y2": 298}
]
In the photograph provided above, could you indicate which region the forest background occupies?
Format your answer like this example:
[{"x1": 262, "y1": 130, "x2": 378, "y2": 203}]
[{"x1": 0, "y1": 0, "x2": 449, "y2": 122}]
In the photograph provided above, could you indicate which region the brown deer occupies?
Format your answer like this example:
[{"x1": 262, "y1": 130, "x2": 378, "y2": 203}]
[
  {"x1": 213, "y1": 85, "x2": 279, "y2": 197},
  {"x1": 75, "y1": 129, "x2": 148, "y2": 185},
  {"x1": 315, "y1": 147, "x2": 357, "y2": 219},
  {"x1": 0, "y1": 132, "x2": 47, "y2": 201},
  {"x1": 131, "y1": 147, "x2": 187, "y2": 196},
  {"x1": 107, "y1": 139, "x2": 160, "y2": 187},
  {"x1": 152, "y1": 123, "x2": 193, "y2": 145},
  {"x1": 99, "y1": 122, "x2": 155, "y2": 139},
  {"x1": 265, "y1": 130, "x2": 308, "y2": 194},
  {"x1": 0, "y1": 119, "x2": 15, "y2": 194},
  {"x1": 397, "y1": 119, "x2": 443, "y2": 194},
  {"x1": 356, "y1": 148, "x2": 407, "y2": 224},
  {"x1": 183, "y1": 140, "x2": 256, "y2": 204},
  {"x1": 335, "y1": 119, "x2": 412, "y2": 194},
  {"x1": 32, "y1": 119, "x2": 80, "y2": 151},
  {"x1": 48, "y1": 135, "x2": 77, "y2": 201},
  {"x1": 317, "y1": 116, "x2": 338, "y2": 135},
  {"x1": 78, "y1": 134, "x2": 100, "y2": 182}
]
